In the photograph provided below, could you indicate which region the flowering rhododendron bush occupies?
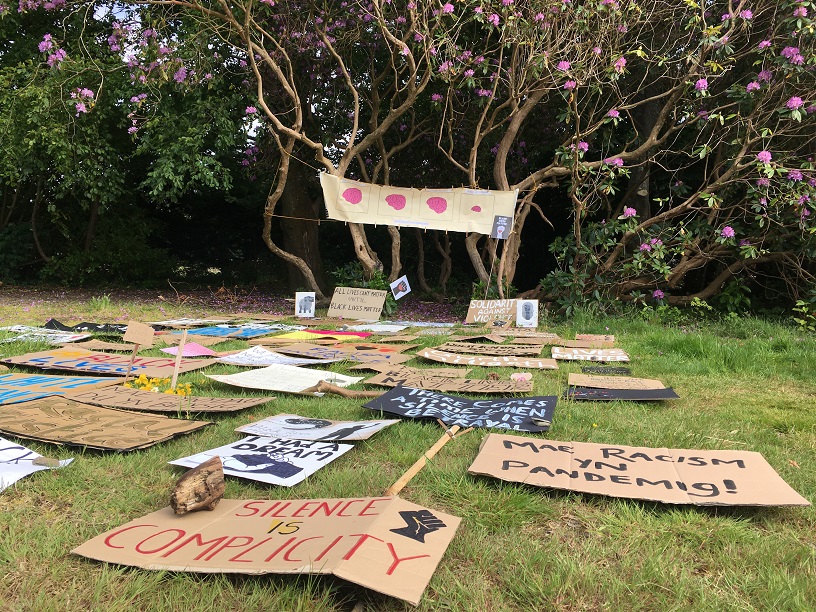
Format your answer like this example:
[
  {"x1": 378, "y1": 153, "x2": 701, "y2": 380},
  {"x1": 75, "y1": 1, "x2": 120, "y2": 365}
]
[{"x1": 3, "y1": 0, "x2": 814, "y2": 309}]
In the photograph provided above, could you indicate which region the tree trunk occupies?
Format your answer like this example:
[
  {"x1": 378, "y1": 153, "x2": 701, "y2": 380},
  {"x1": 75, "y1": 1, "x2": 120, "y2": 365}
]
[
  {"x1": 84, "y1": 199, "x2": 100, "y2": 253},
  {"x1": 31, "y1": 181, "x2": 50, "y2": 263},
  {"x1": 433, "y1": 231, "x2": 452, "y2": 294},
  {"x1": 387, "y1": 225, "x2": 402, "y2": 282}
]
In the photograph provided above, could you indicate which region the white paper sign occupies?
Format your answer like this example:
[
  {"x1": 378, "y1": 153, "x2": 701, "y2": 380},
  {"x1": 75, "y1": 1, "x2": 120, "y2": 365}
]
[
  {"x1": 0, "y1": 326, "x2": 90, "y2": 345},
  {"x1": 236, "y1": 414, "x2": 399, "y2": 441},
  {"x1": 170, "y1": 436, "x2": 353, "y2": 487},
  {"x1": 515, "y1": 300, "x2": 539, "y2": 328},
  {"x1": 390, "y1": 276, "x2": 411, "y2": 300},
  {"x1": 216, "y1": 346, "x2": 341, "y2": 367},
  {"x1": 207, "y1": 364, "x2": 363, "y2": 394},
  {"x1": 295, "y1": 292, "x2": 316, "y2": 318},
  {"x1": 0, "y1": 436, "x2": 73, "y2": 492}
]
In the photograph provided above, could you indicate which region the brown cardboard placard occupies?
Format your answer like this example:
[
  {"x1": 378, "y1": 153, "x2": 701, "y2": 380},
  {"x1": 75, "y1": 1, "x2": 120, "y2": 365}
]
[
  {"x1": 417, "y1": 348, "x2": 558, "y2": 370},
  {"x1": 468, "y1": 434, "x2": 810, "y2": 507},
  {"x1": 575, "y1": 334, "x2": 615, "y2": 343},
  {"x1": 365, "y1": 369, "x2": 533, "y2": 394},
  {"x1": 62, "y1": 386, "x2": 274, "y2": 413},
  {"x1": 451, "y1": 334, "x2": 505, "y2": 343},
  {"x1": 123, "y1": 321, "x2": 155, "y2": 348},
  {"x1": 158, "y1": 334, "x2": 227, "y2": 347},
  {"x1": 551, "y1": 347, "x2": 630, "y2": 362},
  {"x1": 72, "y1": 496, "x2": 460, "y2": 605},
  {"x1": 0, "y1": 397, "x2": 210, "y2": 451},
  {"x1": 376, "y1": 334, "x2": 419, "y2": 343},
  {"x1": 464, "y1": 299, "x2": 517, "y2": 326},
  {"x1": 561, "y1": 339, "x2": 616, "y2": 348},
  {"x1": 251, "y1": 337, "x2": 340, "y2": 346},
  {"x1": 2, "y1": 347, "x2": 216, "y2": 378},
  {"x1": 350, "y1": 363, "x2": 472, "y2": 377},
  {"x1": 0, "y1": 373, "x2": 123, "y2": 406},
  {"x1": 510, "y1": 336, "x2": 561, "y2": 345},
  {"x1": 273, "y1": 343, "x2": 413, "y2": 365},
  {"x1": 567, "y1": 373, "x2": 665, "y2": 390},
  {"x1": 72, "y1": 340, "x2": 139, "y2": 352},
  {"x1": 326, "y1": 287, "x2": 388, "y2": 321},
  {"x1": 436, "y1": 342, "x2": 542, "y2": 356}
]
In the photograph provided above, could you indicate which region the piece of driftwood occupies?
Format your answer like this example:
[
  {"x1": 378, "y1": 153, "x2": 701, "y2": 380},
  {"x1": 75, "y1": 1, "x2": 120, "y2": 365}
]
[
  {"x1": 300, "y1": 380, "x2": 385, "y2": 398},
  {"x1": 170, "y1": 456, "x2": 225, "y2": 515}
]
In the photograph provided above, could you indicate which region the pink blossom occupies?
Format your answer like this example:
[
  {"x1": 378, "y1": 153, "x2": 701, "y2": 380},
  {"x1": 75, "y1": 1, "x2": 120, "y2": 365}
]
[
  {"x1": 563, "y1": 80, "x2": 577, "y2": 90},
  {"x1": 756, "y1": 177, "x2": 770, "y2": 187},
  {"x1": 653, "y1": 289, "x2": 665, "y2": 300},
  {"x1": 577, "y1": 141, "x2": 589, "y2": 153},
  {"x1": 746, "y1": 81, "x2": 760, "y2": 93},
  {"x1": 46, "y1": 48, "x2": 66, "y2": 67},
  {"x1": 38, "y1": 33, "x2": 53, "y2": 52},
  {"x1": 607, "y1": 109, "x2": 620, "y2": 118},
  {"x1": 790, "y1": 54, "x2": 805, "y2": 65},
  {"x1": 464, "y1": 69, "x2": 474, "y2": 77},
  {"x1": 605, "y1": 157, "x2": 624, "y2": 167},
  {"x1": 623, "y1": 207, "x2": 637, "y2": 217},
  {"x1": 756, "y1": 150, "x2": 772, "y2": 163},
  {"x1": 720, "y1": 226, "x2": 735, "y2": 238},
  {"x1": 245, "y1": 106, "x2": 257, "y2": 114},
  {"x1": 534, "y1": 12, "x2": 545, "y2": 21},
  {"x1": 757, "y1": 70, "x2": 772, "y2": 82},
  {"x1": 758, "y1": 40, "x2": 771, "y2": 50},
  {"x1": 721, "y1": 13, "x2": 731, "y2": 21},
  {"x1": 75, "y1": 102, "x2": 87, "y2": 115},
  {"x1": 488, "y1": 13, "x2": 500, "y2": 26},
  {"x1": 502, "y1": 0, "x2": 514, "y2": 5},
  {"x1": 781, "y1": 46, "x2": 800, "y2": 59},
  {"x1": 739, "y1": 239, "x2": 750, "y2": 246},
  {"x1": 431, "y1": 93, "x2": 443, "y2": 102},
  {"x1": 613, "y1": 56, "x2": 626, "y2": 73},
  {"x1": 557, "y1": 60, "x2": 571, "y2": 71},
  {"x1": 650, "y1": 238, "x2": 663, "y2": 246},
  {"x1": 442, "y1": 3, "x2": 453, "y2": 14},
  {"x1": 787, "y1": 96, "x2": 804, "y2": 110},
  {"x1": 127, "y1": 126, "x2": 138, "y2": 134},
  {"x1": 593, "y1": 46, "x2": 602, "y2": 55},
  {"x1": 739, "y1": 9, "x2": 753, "y2": 19},
  {"x1": 788, "y1": 169, "x2": 803, "y2": 181},
  {"x1": 639, "y1": 243, "x2": 652, "y2": 252},
  {"x1": 173, "y1": 67, "x2": 187, "y2": 83},
  {"x1": 476, "y1": 88, "x2": 493, "y2": 97},
  {"x1": 474, "y1": 6, "x2": 483, "y2": 13},
  {"x1": 695, "y1": 78, "x2": 708, "y2": 91},
  {"x1": 793, "y1": 6, "x2": 807, "y2": 17}
]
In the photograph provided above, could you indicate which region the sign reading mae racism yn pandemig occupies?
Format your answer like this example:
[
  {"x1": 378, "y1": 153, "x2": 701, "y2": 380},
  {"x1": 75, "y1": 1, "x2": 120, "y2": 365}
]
[{"x1": 73, "y1": 496, "x2": 460, "y2": 605}]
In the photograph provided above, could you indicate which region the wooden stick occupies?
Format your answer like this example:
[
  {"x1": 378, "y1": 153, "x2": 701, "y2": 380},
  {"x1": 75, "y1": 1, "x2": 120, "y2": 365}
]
[
  {"x1": 170, "y1": 329, "x2": 188, "y2": 391},
  {"x1": 123, "y1": 344, "x2": 140, "y2": 384},
  {"x1": 300, "y1": 380, "x2": 385, "y2": 398},
  {"x1": 385, "y1": 423, "x2": 466, "y2": 496}
]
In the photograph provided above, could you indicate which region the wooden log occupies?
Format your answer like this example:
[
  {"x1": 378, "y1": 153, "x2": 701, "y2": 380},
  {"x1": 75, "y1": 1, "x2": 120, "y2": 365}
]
[
  {"x1": 170, "y1": 456, "x2": 225, "y2": 515},
  {"x1": 300, "y1": 380, "x2": 385, "y2": 398}
]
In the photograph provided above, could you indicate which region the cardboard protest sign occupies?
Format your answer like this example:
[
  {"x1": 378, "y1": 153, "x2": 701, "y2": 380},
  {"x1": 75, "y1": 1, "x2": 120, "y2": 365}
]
[
  {"x1": 0, "y1": 325, "x2": 90, "y2": 345},
  {"x1": 365, "y1": 369, "x2": 533, "y2": 394},
  {"x1": 452, "y1": 334, "x2": 505, "y2": 343},
  {"x1": 182, "y1": 325, "x2": 281, "y2": 339},
  {"x1": 73, "y1": 496, "x2": 460, "y2": 605},
  {"x1": 0, "y1": 373, "x2": 122, "y2": 406},
  {"x1": 0, "y1": 397, "x2": 210, "y2": 451},
  {"x1": 2, "y1": 347, "x2": 216, "y2": 378},
  {"x1": 62, "y1": 386, "x2": 274, "y2": 413},
  {"x1": 496, "y1": 329, "x2": 561, "y2": 339},
  {"x1": 216, "y1": 346, "x2": 341, "y2": 368},
  {"x1": 376, "y1": 334, "x2": 419, "y2": 343},
  {"x1": 1, "y1": 436, "x2": 73, "y2": 492},
  {"x1": 43, "y1": 319, "x2": 128, "y2": 334},
  {"x1": 170, "y1": 436, "x2": 353, "y2": 487},
  {"x1": 490, "y1": 214, "x2": 512, "y2": 239},
  {"x1": 565, "y1": 387, "x2": 681, "y2": 401},
  {"x1": 436, "y1": 342, "x2": 542, "y2": 357},
  {"x1": 160, "y1": 343, "x2": 218, "y2": 357},
  {"x1": 390, "y1": 275, "x2": 411, "y2": 300},
  {"x1": 72, "y1": 340, "x2": 138, "y2": 352},
  {"x1": 326, "y1": 287, "x2": 387, "y2": 321},
  {"x1": 510, "y1": 337, "x2": 561, "y2": 345},
  {"x1": 364, "y1": 387, "x2": 555, "y2": 432},
  {"x1": 207, "y1": 365, "x2": 363, "y2": 395},
  {"x1": 350, "y1": 363, "x2": 472, "y2": 377},
  {"x1": 562, "y1": 339, "x2": 616, "y2": 348},
  {"x1": 157, "y1": 334, "x2": 226, "y2": 347},
  {"x1": 567, "y1": 373, "x2": 665, "y2": 390},
  {"x1": 321, "y1": 171, "x2": 517, "y2": 236},
  {"x1": 236, "y1": 414, "x2": 398, "y2": 441},
  {"x1": 123, "y1": 321, "x2": 155, "y2": 348},
  {"x1": 348, "y1": 324, "x2": 408, "y2": 334},
  {"x1": 551, "y1": 347, "x2": 630, "y2": 362},
  {"x1": 305, "y1": 330, "x2": 373, "y2": 339},
  {"x1": 576, "y1": 334, "x2": 615, "y2": 343},
  {"x1": 417, "y1": 348, "x2": 558, "y2": 370},
  {"x1": 515, "y1": 300, "x2": 539, "y2": 328},
  {"x1": 274, "y1": 343, "x2": 413, "y2": 365},
  {"x1": 468, "y1": 434, "x2": 811, "y2": 507},
  {"x1": 581, "y1": 365, "x2": 632, "y2": 375},
  {"x1": 149, "y1": 318, "x2": 232, "y2": 328},
  {"x1": 465, "y1": 299, "x2": 517, "y2": 326},
  {"x1": 295, "y1": 292, "x2": 316, "y2": 317}
]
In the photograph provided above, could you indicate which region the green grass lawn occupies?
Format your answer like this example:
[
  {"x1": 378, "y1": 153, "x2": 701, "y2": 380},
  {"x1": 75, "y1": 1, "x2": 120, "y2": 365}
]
[{"x1": 0, "y1": 294, "x2": 814, "y2": 611}]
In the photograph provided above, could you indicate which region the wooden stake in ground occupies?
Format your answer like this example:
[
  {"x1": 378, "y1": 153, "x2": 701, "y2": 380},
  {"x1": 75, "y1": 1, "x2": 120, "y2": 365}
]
[
  {"x1": 122, "y1": 320, "x2": 155, "y2": 384},
  {"x1": 299, "y1": 380, "x2": 385, "y2": 398},
  {"x1": 170, "y1": 329, "x2": 188, "y2": 391},
  {"x1": 122, "y1": 344, "x2": 140, "y2": 384},
  {"x1": 385, "y1": 420, "x2": 473, "y2": 496},
  {"x1": 170, "y1": 456, "x2": 225, "y2": 515}
]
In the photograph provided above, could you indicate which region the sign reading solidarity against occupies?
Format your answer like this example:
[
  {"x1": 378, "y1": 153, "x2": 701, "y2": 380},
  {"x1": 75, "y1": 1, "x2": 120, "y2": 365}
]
[
  {"x1": 73, "y1": 496, "x2": 460, "y2": 605},
  {"x1": 320, "y1": 172, "x2": 517, "y2": 236},
  {"x1": 326, "y1": 287, "x2": 388, "y2": 321},
  {"x1": 468, "y1": 434, "x2": 811, "y2": 506},
  {"x1": 464, "y1": 299, "x2": 517, "y2": 325},
  {"x1": 364, "y1": 386, "x2": 555, "y2": 432},
  {"x1": 2, "y1": 347, "x2": 215, "y2": 378}
]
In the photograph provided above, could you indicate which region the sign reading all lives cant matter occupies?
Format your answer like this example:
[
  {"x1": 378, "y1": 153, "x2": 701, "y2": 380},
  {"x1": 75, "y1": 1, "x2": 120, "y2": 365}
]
[
  {"x1": 468, "y1": 434, "x2": 811, "y2": 507},
  {"x1": 72, "y1": 496, "x2": 460, "y2": 605},
  {"x1": 326, "y1": 287, "x2": 387, "y2": 321}
]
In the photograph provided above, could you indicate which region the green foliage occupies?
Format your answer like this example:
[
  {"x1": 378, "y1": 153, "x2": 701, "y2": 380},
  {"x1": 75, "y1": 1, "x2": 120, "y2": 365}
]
[
  {"x1": 88, "y1": 294, "x2": 111, "y2": 311},
  {"x1": 330, "y1": 261, "x2": 397, "y2": 316},
  {"x1": 792, "y1": 299, "x2": 816, "y2": 333},
  {"x1": 471, "y1": 274, "x2": 517, "y2": 301},
  {"x1": 0, "y1": 224, "x2": 36, "y2": 282}
]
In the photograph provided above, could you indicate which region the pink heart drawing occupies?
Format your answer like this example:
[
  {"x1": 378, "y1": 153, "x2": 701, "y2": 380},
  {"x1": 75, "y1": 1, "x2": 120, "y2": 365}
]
[
  {"x1": 471, "y1": 205, "x2": 482, "y2": 213},
  {"x1": 385, "y1": 193, "x2": 407, "y2": 211},
  {"x1": 342, "y1": 188, "x2": 363, "y2": 204},
  {"x1": 426, "y1": 196, "x2": 448, "y2": 214}
]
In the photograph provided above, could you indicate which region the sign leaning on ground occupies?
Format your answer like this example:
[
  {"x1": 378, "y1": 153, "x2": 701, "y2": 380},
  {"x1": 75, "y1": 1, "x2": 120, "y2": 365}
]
[
  {"x1": 365, "y1": 369, "x2": 533, "y2": 394},
  {"x1": 236, "y1": 414, "x2": 399, "y2": 441},
  {"x1": 417, "y1": 348, "x2": 558, "y2": 369},
  {"x1": 465, "y1": 299, "x2": 517, "y2": 326},
  {"x1": 551, "y1": 347, "x2": 630, "y2": 362},
  {"x1": 0, "y1": 373, "x2": 122, "y2": 406},
  {"x1": 468, "y1": 434, "x2": 811, "y2": 506},
  {"x1": 326, "y1": 287, "x2": 387, "y2": 321},
  {"x1": 73, "y1": 496, "x2": 460, "y2": 605},
  {"x1": 365, "y1": 386, "x2": 556, "y2": 432},
  {"x1": 62, "y1": 386, "x2": 275, "y2": 413}
]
